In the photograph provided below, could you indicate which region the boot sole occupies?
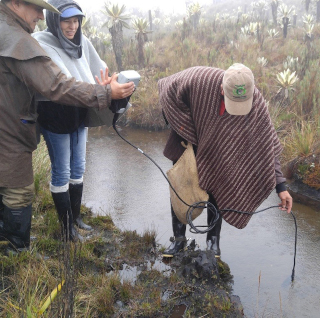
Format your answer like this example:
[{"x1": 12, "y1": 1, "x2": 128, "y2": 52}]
[
  {"x1": 162, "y1": 245, "x2": 187, "y2": 258},
  {"x1": 75, "y1": 226, "x2": 93, "y2": 232},
  {"x1": 162, "y1": 253, "x2": 174, "y2": 258}
]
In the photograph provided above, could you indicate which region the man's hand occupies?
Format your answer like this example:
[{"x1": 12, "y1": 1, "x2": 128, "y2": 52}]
[
  {"x1": 278, "y1": 190, "x2": 293, "y2": 213},
  {"x1": 109, "y1": 73, "x2": 135, "y2": 99}
]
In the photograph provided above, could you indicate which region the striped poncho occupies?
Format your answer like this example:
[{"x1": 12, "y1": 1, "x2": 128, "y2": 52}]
[{"x1": 158, "y1": 67, "x2": 282, "y2": 229}]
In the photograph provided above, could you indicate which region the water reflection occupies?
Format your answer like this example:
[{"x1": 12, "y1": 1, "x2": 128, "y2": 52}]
[
  {"x1": 84, "y1": 126, "x2": 320, "y2": 318},
  {"x1": 107, "y1": 260, "x2": 172, "y2": 285}
]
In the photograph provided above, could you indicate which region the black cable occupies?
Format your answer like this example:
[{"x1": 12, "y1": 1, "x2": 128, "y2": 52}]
[
  {"x1": 113, "y1": 114, "x2": 191, "y2": 208},
  {"x1": 112, "y1": 116, "x2": 297, "y2": 281},
  {"x1": 290, "y1": 211, "x2": 297, "y2": 281}
]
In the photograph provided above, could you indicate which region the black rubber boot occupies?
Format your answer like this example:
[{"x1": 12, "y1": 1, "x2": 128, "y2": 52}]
[
  {"x1": 69, "y1": 183, "x2": 93, "y2": 231},
  {"x1": 206, "y1": 195, "x2": 222, "y2": 258},
  {"x1": 0, "y1": 204, "x2": 32, "y2": 250},
  {"x1": 162, "y1": 206, "x2": 187, "y2": 258},
  {"x1": 51, "y1": 191, "x2": 83, "y2": 242}
]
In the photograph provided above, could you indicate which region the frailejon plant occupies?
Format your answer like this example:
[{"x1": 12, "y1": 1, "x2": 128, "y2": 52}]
[
  {"x1": 267, "y1": 28, "x2": 279, "y2": 38},
  {"x1": 271, "y1": 0, "x2": 281, "y2": 26},
  {"x1": 276, "y1": 68, "x2": 299, "y2": 99},
  {"x1": 304, "y1": 23, "x2": 314, "y2": 39},
  {"x1": 132, "y1": 18, "x2": 152, "y2": 67},
  {"x1": 278, "y1": 3, "x2": 295, "y2": 38},
  {"x1": 187, "y1": 2, "x2": 202, "y2": 30},
  {"x1": 302, "y1": 13, "x2": 315, "y2": 24},
  {"x1": 278, "y1": 3, "x2": 295, "y2": 19},
  {"x1": 144, "y1": 41, "x2": 155, "y2": 66},
  {"x1": 153, "y1": 17, "x2": 161, "y2": 31},
  {"x1": 240, "y1": 13, "x2": 249, "y2": 24},
  {"x1": 101, "y1": 3, "x2": 131, "y2": 71},
  {"x1": 175, "y1": 20, "x2": 183, "y2": 30},
  {"x1": 257, "y1": 56, "x2": 268, "y2": 67},
  {"x1": 241, "y1": 22, "x2": 260, "y2": 36},
  {"x1": 283, "y1": 56, "x2": 299, "y2": 71},
  {"x1": 251, "y1": 0, "x2": 268, "y2": 22}
]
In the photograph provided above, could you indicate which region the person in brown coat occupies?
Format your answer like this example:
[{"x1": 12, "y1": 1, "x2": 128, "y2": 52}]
[
  {"x1": 0, "y1": 0, "x2": 135, "y2": 251},
  {"x1": 159, "y1": 64, "x2": 293, "y2": 258}
]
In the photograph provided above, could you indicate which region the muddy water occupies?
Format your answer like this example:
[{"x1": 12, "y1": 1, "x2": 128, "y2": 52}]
[{"x1": 84, "y1": 126, "x2": 320, "y2": 318}]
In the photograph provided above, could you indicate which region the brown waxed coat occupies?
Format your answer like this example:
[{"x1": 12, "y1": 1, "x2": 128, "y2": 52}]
[{"x1": 0, "y1": 3, "x2": 111, "y2": 188}]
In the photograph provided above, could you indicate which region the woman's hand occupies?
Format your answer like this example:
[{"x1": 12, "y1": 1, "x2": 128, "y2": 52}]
[{"x1": 95, "y1": 67, "x2": 111, "y2": 86}]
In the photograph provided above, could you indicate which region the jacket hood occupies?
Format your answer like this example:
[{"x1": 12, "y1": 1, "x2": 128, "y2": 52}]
[{"x1": 46, "y1": 0, "x2": 84, "y2": 59}]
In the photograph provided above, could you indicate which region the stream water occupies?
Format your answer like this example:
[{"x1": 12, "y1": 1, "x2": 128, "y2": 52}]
[{"x1": 84, "y1": 126, "x2": 320, "y2": 318}]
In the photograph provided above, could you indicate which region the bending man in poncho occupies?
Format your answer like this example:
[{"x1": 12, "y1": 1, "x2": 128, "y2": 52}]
[{"x1": 158, "y1": 64, "x2": 293, "y2": 258}]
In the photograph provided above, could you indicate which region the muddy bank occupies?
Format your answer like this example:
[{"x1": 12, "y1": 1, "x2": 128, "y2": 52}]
[
  {"x1": 0, "y1": 210, "x2": 243, "y2": 317},
  {"x1": 165, "y1": 245, "x2": 243, "y2": 317},
  {"x1": 287, "y1": 180, "x2": 320, "y2": 210},
  {"x1": 88, "y1": 216, "x2": 244, "y2": 317},
  {"x1": 284, "y1": 154, "x2": 320, "y2": 210}
]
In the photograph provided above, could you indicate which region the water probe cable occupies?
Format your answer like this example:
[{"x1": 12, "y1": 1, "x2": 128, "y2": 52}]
[{"x1": 112, "y1": 115, "x2": 297, "y2": 281}]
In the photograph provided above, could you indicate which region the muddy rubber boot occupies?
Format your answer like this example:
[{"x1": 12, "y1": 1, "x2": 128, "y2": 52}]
[
  {"x1": 69, "y1": 183, "x2": 92, "y2": 231},
  {"x1": 51, "y1": 191, "x2": 83, "y2": 242},
  {"x1": 162, "y1": 206, "x2": 187, "y2": 258},
  {"x1": 206, "y1": 200, "x2": 222, "y2": 258},
  {"x1": 0, "y1": 204, "x2": 32, "y2": 251}
]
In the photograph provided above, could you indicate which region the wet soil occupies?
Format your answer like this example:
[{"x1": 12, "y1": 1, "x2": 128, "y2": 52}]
[{"x1": 85, "y1": 216, "x2": 244, "y2": 317}]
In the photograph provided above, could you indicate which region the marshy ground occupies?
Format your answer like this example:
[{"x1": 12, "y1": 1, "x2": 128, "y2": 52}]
[{"x1": 0, "y1": 208, "x2": 243, "y2": 317}]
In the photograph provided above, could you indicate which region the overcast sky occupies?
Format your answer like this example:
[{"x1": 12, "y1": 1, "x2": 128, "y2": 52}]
[{"x1": 76, "y1": 0, "x2": 212, "y2": 15}]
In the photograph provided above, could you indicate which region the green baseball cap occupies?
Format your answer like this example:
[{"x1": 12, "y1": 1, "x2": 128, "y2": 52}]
[{"x1": 23, "y1": 0, "x2": 60, "y2": 14}]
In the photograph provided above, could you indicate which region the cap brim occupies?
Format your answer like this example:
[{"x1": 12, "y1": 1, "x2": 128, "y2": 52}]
[
  {"x1": 224, "y1": 94, "x2": 253, "y2": 116},
  {"x1": 60, "y1": 8, "x2": 85, "y2": 18}
]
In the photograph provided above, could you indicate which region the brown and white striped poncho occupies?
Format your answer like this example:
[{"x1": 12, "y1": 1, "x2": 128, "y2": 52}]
[{"x1": 158, "y1": 67, "x2": 283, "y2": 229}]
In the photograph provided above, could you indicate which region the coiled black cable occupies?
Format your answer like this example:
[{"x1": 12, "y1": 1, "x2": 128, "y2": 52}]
[{"x1": 112, "y1": 116, "x2": 297, "y2": 281}]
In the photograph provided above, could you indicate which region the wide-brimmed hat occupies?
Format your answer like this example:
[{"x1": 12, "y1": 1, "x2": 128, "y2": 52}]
[
  {"x1": 222, "y1": 63, "x2": 254, "y2": 116},
  {"x1": 23, "y1": 0, "x2": 60, "y2": 14}
]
